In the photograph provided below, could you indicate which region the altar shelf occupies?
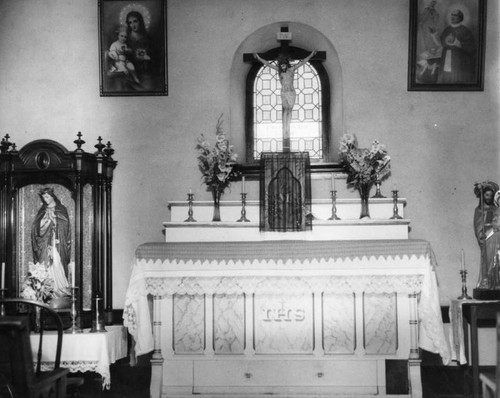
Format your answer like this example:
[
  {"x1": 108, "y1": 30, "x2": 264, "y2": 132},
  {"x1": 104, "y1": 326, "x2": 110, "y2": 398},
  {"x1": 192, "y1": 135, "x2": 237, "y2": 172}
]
[{"x1": 123, "y1": 239, "x2": 450, "y2": 398}]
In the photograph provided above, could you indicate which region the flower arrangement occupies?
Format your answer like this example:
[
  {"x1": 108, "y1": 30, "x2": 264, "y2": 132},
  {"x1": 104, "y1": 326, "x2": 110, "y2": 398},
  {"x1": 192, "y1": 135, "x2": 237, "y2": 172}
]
[
  {"x1": 20, "y1": 262, "x2": 54, "y2": 303},
  {"x1": 196, "y1": 115, "x2": 239, "y2": 193},
  {"x1": 338, "y1": 133, "x2": 391, "y2": 187}
]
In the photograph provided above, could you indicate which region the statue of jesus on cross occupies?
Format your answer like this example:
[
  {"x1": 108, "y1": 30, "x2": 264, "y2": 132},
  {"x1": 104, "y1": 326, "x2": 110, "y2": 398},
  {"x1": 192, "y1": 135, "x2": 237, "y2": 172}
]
[
  {"x1": 244, "y1": 27, "x2": 324, "y2": 153},
  {"x1": 253, "y1": 50, "x2": 317, "y2": 152}
]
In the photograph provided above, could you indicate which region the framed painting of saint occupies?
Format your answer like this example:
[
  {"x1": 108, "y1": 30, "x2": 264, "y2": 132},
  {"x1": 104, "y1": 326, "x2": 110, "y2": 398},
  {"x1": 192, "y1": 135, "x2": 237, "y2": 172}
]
[
  {"x1": 408, "y1": 0, "x2": 486, "y2": 91},
  {"x1": 99, "y1": 0, "x2": 168, "y2": 96}
]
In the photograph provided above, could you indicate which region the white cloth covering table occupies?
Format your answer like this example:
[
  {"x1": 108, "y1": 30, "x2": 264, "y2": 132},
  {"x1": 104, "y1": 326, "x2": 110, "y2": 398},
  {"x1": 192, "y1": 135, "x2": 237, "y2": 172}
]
[{"x1": 30, "y1": 325, "x2": 128, "y2": 389}]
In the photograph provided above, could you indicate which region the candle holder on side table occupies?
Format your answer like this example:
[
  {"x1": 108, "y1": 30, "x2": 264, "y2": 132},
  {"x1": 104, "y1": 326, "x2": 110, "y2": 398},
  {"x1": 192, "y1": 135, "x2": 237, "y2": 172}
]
[
  {"x1": 184, "y1": 193, "x2": 196, "y2": 222},
  {"x1": 328, "y1": 190, "x2": 341, "y2": 220},
  {"x1": 390, "y1": 190, "x2": 403, "y2": 219},
  {"x1": 65, "y1": 286, "x2": 83, "y2": 334},
  {"x1": 457, "y1": 269, "x2": 472, "y2": 300},
  {"x1": 237, "y1": 193, "x2": 250, "y2": 222},
  {"x1": 90, "y1": 293, "x2": 107, "y2": 333}
]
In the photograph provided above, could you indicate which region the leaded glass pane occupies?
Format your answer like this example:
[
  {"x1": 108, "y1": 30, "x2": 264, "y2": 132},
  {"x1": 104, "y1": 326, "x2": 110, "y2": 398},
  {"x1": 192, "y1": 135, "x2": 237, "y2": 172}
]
[{"x1": 253, "y1": 61, "x2": 322, "y2": 159}]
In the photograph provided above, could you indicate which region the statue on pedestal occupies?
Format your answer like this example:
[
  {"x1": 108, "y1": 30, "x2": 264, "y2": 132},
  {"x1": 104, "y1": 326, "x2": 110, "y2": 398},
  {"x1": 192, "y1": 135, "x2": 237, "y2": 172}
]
[{"x1": 473, "y1": 181, "x2": 500, "y2": 292}]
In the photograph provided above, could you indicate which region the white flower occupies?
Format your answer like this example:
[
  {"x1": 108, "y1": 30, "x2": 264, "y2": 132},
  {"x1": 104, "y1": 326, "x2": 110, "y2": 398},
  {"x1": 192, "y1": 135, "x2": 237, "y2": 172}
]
[
  {"x1": 21, "y1": 286, "x2": 37, "y2": 300},
  {"x1": 338, "y1": 135, "x2": 391, "y2": 186},
  {"x1": 196, "y1": 115, "x2": 239, "y2": 191}
]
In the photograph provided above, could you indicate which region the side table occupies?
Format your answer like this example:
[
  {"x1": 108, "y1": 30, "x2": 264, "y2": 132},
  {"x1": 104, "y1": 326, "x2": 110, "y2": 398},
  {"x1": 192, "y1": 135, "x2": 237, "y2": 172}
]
[
  {"x1": 30, "y1": 324, "x2": 128, "y2": 389},
  {"x1": 455, "y1": 300, "x2": 500, "y2": 398}
]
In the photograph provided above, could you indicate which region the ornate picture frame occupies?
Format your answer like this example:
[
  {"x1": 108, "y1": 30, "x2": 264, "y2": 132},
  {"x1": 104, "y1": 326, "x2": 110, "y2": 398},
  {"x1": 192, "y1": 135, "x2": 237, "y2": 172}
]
[
  {"x1": 408, "y1": 0, "x2": 486, "y2": 91},
  {"x1": 99, "y1": 0, "x2": 168, "y2": 96}
]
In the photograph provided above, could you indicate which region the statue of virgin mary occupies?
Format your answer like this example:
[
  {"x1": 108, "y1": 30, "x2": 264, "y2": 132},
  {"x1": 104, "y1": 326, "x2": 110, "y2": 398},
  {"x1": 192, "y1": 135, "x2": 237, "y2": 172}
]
[{"x1": 31, "y1": 187, "x2": 72, "y2": 306}]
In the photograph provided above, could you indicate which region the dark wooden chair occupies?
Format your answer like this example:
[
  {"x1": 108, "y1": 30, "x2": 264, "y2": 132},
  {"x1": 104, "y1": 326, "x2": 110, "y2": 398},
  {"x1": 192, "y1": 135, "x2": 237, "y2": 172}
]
[{"x1": 0, "y1": 297, "x2": 69, "y2": 398}]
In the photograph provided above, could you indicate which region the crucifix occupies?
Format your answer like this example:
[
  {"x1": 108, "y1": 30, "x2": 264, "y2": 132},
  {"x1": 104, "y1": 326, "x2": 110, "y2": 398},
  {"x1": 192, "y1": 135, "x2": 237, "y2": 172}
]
[{"x1": 244, "y1": 26, "x2": 326, "y2": 152}]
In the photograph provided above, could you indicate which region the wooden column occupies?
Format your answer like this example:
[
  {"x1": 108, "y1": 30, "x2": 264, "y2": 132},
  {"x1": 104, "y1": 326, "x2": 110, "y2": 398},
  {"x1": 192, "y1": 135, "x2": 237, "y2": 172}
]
[
  {"x1": 104, "y1": 142, "x2": 115, "y2": 325},
  {"x1": 408, "y1": 291, "x2": 422, "y2": 398},
  {"x1": 151, "y1": 295, "x2": 164, "y2": 398}
]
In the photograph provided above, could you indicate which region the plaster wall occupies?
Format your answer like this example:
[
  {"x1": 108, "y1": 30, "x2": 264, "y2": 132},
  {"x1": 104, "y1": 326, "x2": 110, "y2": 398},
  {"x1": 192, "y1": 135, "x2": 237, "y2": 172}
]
[{"x1": 0, "y1": 0, "x2": 499, "y2": 312}]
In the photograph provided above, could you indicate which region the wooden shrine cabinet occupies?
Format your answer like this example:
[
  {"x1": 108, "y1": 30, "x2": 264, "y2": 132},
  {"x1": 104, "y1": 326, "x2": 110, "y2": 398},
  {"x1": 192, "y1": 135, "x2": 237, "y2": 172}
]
[{"x1": 0, "y1": 133, "x2": 117, "y2": 326}]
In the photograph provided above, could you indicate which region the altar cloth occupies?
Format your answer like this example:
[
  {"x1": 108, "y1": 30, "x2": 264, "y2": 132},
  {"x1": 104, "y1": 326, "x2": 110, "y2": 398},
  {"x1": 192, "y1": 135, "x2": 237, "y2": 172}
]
[
  {"x1": 123, "y1": 239, "x2": 450, "y2": 365},
  {"x1": 134, "y1": 239, "x2": 436, "y2": 264}
]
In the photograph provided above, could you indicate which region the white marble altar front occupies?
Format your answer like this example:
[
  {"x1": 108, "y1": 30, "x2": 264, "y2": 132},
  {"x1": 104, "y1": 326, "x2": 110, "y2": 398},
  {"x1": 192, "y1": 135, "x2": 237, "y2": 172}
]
[{"x1": 124, "y1": 203, "x2": 450, "y2": 398}]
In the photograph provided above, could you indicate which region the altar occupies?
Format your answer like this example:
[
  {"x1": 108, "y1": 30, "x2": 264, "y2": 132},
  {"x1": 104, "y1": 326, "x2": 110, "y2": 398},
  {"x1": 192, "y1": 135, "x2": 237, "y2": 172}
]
[{"x1": 123, "y1": 199, "x2": 450, "y2": 398}]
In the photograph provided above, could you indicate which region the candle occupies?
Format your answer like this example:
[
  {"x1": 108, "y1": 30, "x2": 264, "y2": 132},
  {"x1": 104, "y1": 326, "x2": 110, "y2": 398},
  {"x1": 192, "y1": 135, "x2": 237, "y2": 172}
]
[
  {"x1": 242, "y1": 176, "x2": 246, "y2": 193},
  {"x1": 393, "y1": 184, "x2": 397, "y2": 192},
  {"x1": 1, "y1": 262, "x2": 4, "y2": 289},
  {"x1": 189, "y1": 188, "x2": 192, "y2": 195},
  {"x1": 71, "y1": 263, "x2": 76, "y2": 287},
  {"x1": 461, "y1": 249, "x2": 465, "y2": 271},
  {"x1": 331, "y1": 174, "x2": 336, "y2": 191}
]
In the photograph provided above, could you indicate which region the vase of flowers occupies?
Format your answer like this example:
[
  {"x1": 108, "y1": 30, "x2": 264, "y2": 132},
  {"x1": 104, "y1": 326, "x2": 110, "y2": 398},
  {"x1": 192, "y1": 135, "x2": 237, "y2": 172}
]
[
  {"x1": 196, "y1": 115, "x2": 239, "y2": 221},
  {"x1": 20, "y1": 262, "x2": 55, "y2": 331},
  {"x1": 338, "y1": 134, "x2": 391, "y2": 219}
]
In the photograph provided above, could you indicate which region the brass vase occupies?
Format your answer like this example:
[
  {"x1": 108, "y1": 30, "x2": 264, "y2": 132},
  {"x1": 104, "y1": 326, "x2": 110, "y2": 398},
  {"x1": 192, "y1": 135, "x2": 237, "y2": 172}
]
[
  {"x1": 358, "y1": 182, "x2": 372, "y2": 219},
  {"x1": 211, "y1": 187, "x2": 222, "y2": 222}
]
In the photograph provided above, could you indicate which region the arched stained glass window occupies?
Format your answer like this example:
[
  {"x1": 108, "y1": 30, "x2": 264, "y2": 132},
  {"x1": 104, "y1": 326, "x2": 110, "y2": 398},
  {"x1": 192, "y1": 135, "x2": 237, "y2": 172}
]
[{"x1": 253, "y1": 60, "x2": 322, "y2": 160}]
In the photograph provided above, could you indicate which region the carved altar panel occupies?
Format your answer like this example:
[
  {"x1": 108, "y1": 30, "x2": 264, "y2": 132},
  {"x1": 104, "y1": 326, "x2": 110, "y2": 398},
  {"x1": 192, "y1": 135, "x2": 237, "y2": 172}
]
[
  {"x1": 323, "y1": 293, "x2": 356, "y2": 354},
  {"x1": 173, "y1": 294, "x2": 205, "y2": 354},
  {"x1": 363, "y1": 292, "x2": 398, "y2": 355},
  {"x1": 213, "y1": 293, "x2": 245, "y2": 354},
  {"x1": 254, "y1": 293, "x2": 314, "y2": 354}
]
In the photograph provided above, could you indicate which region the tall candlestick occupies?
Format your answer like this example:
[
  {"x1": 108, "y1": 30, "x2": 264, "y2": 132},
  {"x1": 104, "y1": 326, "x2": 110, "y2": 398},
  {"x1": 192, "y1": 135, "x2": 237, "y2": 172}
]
[
  {"x1": 1, "y1": 262, "x2": 4, "y2": 289},
  {"x1": 242, "y1": 176, "x2": 246, "y2": 193}
]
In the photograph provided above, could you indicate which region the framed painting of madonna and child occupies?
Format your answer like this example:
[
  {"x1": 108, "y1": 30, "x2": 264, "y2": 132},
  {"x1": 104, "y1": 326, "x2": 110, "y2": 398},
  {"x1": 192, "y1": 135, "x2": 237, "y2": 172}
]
[
  {"x1": 99, "y1": 0, "x2": 168, "y2": 96},
  {"x1": 408, "y1": 0, "x2": 486, "y2": 91}
]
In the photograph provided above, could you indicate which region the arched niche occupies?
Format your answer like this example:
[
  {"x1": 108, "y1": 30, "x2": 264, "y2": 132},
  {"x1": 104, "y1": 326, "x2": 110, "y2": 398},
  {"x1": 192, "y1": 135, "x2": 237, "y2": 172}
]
[{"x1": 229, "y1": 21, "x2": 344, "y2": 164}]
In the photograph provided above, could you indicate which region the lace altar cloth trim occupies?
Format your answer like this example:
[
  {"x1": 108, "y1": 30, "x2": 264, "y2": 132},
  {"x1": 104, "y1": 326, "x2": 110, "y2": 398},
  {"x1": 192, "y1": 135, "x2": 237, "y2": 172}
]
[
  {"x1": 123, "y1": 239, "x2": 450, "y2": 365},
  {"x1": 40, "y1": 361, "x2": 110, "y2": 388},
  {"x1": 134, "y1": 239, "x2": 436, "y2": 265}
]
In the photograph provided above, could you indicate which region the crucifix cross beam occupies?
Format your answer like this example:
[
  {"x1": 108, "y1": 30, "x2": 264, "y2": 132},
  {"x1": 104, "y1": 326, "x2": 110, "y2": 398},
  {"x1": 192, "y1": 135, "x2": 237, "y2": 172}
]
[{"x1": 243, "y1": 26, "x2": 326, "y2": 63}]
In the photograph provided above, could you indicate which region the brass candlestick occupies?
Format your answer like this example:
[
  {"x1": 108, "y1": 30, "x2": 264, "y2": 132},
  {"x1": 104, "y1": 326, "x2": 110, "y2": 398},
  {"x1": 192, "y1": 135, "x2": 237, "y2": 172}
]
[
  {"x1": 237, "y1": 193, "x2": 250, "y2": 222},
  {"x1": 372, "y1": 179, "x2": 386, "y2": 198},
  {"x1": 184, "y1": 193, "x2": 196, "y2": 222},
  {"x1": 328, "y1": 190, "x2": 341, "y2": 220},
  {"x1": 390, "y1": 190, "x2": 403, "y2": 219},
  {"x1": 457, "y1": 269, "x2": 472, "y2": 300},
  {"x1": 65, "y1": 287, "x2": 83, "y2": 334}
]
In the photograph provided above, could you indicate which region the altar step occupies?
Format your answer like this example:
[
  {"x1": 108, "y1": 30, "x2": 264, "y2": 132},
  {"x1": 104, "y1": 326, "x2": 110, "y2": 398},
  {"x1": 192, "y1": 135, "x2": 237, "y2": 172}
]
[
  {"x1": 166, "y1": 198, "x2": 410, "y2": 241},
  {"x1": 74, "y1": 356, "x2": 469, "y2": 398}
]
